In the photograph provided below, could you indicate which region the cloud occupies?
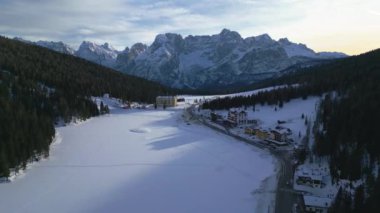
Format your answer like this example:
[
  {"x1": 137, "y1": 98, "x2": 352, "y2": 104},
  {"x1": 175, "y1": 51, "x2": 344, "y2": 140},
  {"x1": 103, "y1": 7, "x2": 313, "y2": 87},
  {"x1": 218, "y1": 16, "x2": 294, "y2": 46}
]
[
  {"x1": 0, "y1": 0, "x2": 379, "y2": 54},
  {"x1": 0, "y1": 0, "x2": 300, "y2": 48},
  {"x1": 368, "y1": 10, "x2": 380, "y2": 16}
]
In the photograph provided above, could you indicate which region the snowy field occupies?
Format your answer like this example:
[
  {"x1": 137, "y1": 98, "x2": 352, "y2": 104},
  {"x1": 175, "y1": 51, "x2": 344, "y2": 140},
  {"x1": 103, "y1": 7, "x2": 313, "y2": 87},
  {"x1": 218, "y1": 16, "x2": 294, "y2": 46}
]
[
  {"x1": 0, "y1": 105, "x2": 276, "y2": 213},
  {"x1": 179, "y1": 85, "x2": 296, "y2": 103}
]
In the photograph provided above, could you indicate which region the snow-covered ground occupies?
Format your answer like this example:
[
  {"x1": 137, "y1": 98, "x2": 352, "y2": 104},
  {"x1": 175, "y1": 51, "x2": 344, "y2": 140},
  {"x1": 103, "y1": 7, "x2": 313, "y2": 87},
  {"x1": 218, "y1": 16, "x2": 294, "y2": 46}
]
[{"x1": 0, "y1": 103, "x2": 277, "y2": 213}]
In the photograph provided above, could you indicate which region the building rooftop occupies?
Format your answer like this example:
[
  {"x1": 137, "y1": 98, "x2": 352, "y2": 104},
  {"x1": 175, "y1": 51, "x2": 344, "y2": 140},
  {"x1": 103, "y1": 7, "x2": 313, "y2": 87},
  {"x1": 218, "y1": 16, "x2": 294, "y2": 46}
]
[
  {"x1": 295, "y1": 164, "x2": 330, "y2": 181},
  {"x1": 303, "y1": 195, "x2": 332, "y2": 208}
]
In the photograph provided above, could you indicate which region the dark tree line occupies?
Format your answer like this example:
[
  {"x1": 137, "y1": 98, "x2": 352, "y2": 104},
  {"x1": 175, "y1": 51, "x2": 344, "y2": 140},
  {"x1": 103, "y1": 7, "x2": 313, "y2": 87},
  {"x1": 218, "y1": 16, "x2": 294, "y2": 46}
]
[
  {"x1": 0, "y1": 71, "x2": 56, "y2": 177},
  {"x1": 202, "y1": 84, "x2": 315, "y2": 110},
  {"x1": 0, "y1": 36, "x2": 174, "y2": 178},
  {"x1": 329, "y1": 177, "x2": 380, "y2": 213}
]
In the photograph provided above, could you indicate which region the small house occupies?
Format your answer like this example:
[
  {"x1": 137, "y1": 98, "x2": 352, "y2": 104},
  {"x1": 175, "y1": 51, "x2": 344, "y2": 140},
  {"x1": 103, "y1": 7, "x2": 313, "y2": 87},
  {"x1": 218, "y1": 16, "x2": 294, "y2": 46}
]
[
  {"x1": 227, "y1": 110, "x2": 238, "y2": 124},
  {"x1": 254, "y1": 129, "x2": 270, "y2": 140},
  {"x1": 296, "y1": 170, "x2": 324, "y2": 188},
  {"x1": 245, "y1": 127, "x2": 255, "y2": 135},
  {"x1": 303, "y1": 195, "x2": 332, "y2": 213},
  {"x1": 270, "y1": 130, "x2": 287, "y2": 142},
  {"x1": 238, "y1": 110, "x2": 248, "y2": 124}
]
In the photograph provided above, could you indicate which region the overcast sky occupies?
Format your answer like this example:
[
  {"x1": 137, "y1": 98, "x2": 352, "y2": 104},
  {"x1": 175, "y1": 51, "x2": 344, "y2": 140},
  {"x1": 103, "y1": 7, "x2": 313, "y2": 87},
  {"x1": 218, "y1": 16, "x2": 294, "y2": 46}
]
[{"x1": 0, "y1": 0, "x2": 379, "y2": 54}]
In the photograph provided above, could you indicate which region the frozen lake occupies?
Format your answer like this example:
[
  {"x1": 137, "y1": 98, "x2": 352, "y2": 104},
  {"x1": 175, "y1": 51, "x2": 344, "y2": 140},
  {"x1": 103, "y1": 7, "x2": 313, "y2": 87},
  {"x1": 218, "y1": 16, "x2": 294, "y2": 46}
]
[{"x1": 0, "y1": 107, "x2": 276, "y2": 213}]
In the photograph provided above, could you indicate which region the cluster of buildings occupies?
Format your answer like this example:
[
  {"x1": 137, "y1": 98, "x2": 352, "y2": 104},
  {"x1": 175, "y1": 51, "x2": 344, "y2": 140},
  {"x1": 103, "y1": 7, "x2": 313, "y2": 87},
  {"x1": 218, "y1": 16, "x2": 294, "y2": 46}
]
[
  {"x1": 201, "y1": 101, "x2": 340, "y2": 212},
  {"x1": 210, "y1": 109, "x2": 292, "y2": 147},
  {"x1": 244, "y1": 125, "x2": 292, "y2": 147},
  {"x1": 294, "y1": 164, "x2": 336, "y2": 213}
]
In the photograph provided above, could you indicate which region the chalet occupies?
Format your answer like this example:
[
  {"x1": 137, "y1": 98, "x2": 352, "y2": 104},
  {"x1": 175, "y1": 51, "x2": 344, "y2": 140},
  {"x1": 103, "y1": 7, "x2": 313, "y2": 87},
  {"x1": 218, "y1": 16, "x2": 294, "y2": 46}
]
[
  {"x1": 247, "y1": 119, "x2": 258, "y2": 125},
  {"x1": 265, "y1": 139, "x2": 288, "y2": 146},
  {"x1": 227, "y1": 110, "x2": 238, "y2": 124},
  {"x1": 270, "y1": 130, "x2": 287, "y2": 142},
  {"x1": 303, "y1": 195, "x2": 332, "y2": 213},
  {"x1": 227, "y1": 110, "x2": 248, "y2": 125},
  {"x1": 223, "y1": 119, "x2": 237, "y2": 128},
  {"x1": 295, "y1": 168, "x2": 325, "y2": 188},
  {"x1": 210, "y1": 112, "x2": 223, "y2": 122},
  {"x1": 254, "y1": 129, "x2": 271, "y2": 140},
  {"x1": 245, "y1": 127, "x2": 255, "y2": 135},
  {"x1": 238, "y1": 110, "x2": 248, "y2": 124},
  {"x1": 156, "y1": 96, "x2": 177, "y2": 107}
]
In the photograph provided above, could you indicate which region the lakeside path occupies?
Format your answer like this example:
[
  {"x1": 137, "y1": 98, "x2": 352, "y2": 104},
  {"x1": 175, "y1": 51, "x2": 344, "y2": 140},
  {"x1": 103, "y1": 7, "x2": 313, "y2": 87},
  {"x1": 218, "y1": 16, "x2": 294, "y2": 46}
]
[{"x1": 0, "y1": 107, "x2": 276, "y2": 213}]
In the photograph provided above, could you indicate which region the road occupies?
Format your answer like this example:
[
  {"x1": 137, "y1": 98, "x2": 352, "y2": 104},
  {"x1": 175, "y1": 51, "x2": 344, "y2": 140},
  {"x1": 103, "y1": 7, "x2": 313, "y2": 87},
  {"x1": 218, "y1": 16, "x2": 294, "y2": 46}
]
[
  {"x1": 185, "y1": 105, "x2": 303, "y2": 213},
  {"x1": 274, "y1": 150, "x2": 303, "y2": 213}
]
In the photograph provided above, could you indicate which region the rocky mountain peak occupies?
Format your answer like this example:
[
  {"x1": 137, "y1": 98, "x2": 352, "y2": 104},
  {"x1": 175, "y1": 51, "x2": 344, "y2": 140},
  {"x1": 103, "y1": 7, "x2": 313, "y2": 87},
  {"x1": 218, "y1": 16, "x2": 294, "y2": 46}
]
[
  {"x1": 35, "y1": 40, "x2": 75, "y2": 55},
  {"x1": 278, "y1": 38, "x2": 291, "y2": 45},
  {"x1": 121, "y1": 47, "x2": 130, "y2": 54},
  {"x1": 255, "y1": 34, "x2": 272, "y2": 42},
  {"x1": 76, "y1": 41, "x2": 118, "y2": 67},
  {"x1": 151, "y1": 33, "x2": 184, "y2": 54},
  {"x1": 130, "y1": 43, "x2": 147, "y2": 54},
  {"x1": 101, "y1": 42, "x2": 116, "y2": 51},
  {"x1": 219, "y1": 28, "x2": 242, "y2": 41}
]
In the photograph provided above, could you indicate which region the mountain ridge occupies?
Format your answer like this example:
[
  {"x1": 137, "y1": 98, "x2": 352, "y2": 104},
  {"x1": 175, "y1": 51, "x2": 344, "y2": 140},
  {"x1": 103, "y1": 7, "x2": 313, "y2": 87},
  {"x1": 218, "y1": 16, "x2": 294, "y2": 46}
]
[{"x1": 13, "y1": 29, "x2": 348, "y2": 89}]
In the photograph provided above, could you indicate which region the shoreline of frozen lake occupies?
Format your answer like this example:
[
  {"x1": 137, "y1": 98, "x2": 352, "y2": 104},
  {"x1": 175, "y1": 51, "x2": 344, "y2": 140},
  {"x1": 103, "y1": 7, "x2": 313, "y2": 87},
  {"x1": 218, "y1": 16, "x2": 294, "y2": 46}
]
[{"x1": 0, "y1": 107, "x2": 277, "y2": 213}]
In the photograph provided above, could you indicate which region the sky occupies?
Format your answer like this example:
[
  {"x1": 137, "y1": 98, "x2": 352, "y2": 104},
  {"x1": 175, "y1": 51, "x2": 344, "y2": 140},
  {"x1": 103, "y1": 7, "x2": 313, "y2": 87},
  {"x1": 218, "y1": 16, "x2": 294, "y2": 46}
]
[{"x1": 0, "y1": 0, "x2": 379, "y2": 55}]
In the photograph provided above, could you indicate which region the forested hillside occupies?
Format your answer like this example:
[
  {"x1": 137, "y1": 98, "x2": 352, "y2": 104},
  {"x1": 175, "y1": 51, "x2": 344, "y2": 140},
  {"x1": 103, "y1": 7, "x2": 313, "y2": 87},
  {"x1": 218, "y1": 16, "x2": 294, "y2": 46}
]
[
  {"x1": 0, "y1": 37, "x2": 172, "y2": 178},
  {"x1": 203, "y1": 48, "x2": 380, "y2": 212}
]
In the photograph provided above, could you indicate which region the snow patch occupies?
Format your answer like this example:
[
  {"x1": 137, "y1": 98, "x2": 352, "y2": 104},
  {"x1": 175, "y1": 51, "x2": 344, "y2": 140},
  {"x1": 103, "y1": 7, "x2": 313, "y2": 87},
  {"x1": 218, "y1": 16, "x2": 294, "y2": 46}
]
[{"x1": 130, "y1": 128, "x2": 151, "y2": 133}]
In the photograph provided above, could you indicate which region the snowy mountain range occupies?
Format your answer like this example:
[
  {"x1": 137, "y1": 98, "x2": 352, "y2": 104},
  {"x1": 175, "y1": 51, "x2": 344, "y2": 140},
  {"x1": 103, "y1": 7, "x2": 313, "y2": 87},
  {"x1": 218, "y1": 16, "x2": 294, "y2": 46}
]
[
  {"x1": 14, "y1": 37, "x2": 76, "y2": 55},
  {"x1": 14, "y1": 29, "x2": 347, "y2": 89},
  {"x1": 75, "y1": 41, "x2": 119, "y2": 67}
]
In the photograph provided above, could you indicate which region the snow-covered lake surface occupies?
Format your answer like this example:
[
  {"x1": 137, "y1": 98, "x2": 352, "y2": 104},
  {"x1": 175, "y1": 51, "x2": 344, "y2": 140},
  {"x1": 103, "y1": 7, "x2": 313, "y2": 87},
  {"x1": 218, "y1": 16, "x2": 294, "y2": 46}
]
[{"x1": 0, "y1": 107, "x2": 276, "y2": 213}]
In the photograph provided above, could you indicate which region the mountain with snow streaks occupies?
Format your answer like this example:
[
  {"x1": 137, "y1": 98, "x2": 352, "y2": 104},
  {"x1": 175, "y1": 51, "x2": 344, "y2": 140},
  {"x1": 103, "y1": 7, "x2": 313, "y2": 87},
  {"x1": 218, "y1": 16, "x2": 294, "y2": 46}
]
[
  {"x1": 35, "y1": 41, "x2": 76, "y2": 55},
  {"x1": 13, "y1": 29, "x2": 347, "y2": 88},
  {"x1": 117, "y1": 29, "x2": 347, "y2": 88},
  {"x1": 278, "y1": 38, "x2": 346, "y2": 59},
  {"x1": 14, "y1": 38, "x2": 76, "y2": 55},
  {"x1": 75, "y1": 41, "x2": 119, "y2": 68},
  {"x1": 115, "y1": 43, "x2": 148, "y2": 69}
]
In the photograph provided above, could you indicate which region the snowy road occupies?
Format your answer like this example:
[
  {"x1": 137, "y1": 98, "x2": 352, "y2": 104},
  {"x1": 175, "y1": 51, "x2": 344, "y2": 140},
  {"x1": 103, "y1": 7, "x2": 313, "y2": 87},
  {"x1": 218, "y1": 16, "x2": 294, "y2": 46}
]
[{"x1": 0, "y1": 107, "x2": 276, "y2": 213}]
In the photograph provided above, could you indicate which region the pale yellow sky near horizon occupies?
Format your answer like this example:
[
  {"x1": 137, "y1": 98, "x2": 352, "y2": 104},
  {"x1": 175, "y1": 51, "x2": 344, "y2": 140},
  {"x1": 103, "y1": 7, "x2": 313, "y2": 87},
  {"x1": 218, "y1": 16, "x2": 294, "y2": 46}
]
[{"x1": 238, "y1": 0, "x2": 380, "y2": 55}]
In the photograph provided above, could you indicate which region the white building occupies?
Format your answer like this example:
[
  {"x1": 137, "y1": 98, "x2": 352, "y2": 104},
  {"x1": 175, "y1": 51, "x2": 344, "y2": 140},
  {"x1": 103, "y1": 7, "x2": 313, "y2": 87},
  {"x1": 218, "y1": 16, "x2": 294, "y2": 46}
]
[
  {"x1": 295, "y1": 165, "x2": 329, "y2": 188},
  {"x1": 227, "y1": 110, "x2": 247, "y2": 125},
  {"x1": 303, "y1": 195, "x2": 332, "y2": 213},
  {"x1": 237, "y1": 110, "x2": 248, "y2": 124}
]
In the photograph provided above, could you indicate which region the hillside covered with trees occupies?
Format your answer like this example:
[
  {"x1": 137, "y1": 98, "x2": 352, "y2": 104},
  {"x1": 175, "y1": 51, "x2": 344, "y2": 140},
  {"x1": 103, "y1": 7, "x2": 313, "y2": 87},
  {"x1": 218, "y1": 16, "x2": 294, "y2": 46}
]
[
  {"x1": 0, "y1": 37, "x2": 172, "y2": 178},
  {"x1": 202, "y1": 48, "x2": 380, "y2": 212}
]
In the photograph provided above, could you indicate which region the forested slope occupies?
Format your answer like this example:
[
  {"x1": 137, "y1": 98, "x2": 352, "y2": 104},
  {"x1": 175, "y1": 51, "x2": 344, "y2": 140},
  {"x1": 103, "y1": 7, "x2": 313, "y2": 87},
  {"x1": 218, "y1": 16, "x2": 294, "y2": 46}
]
[{"x1": 0, "y1": 37, "x2": 172, "y2": 178}]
